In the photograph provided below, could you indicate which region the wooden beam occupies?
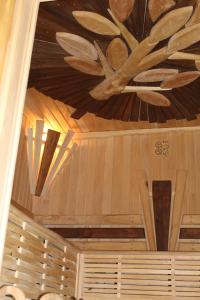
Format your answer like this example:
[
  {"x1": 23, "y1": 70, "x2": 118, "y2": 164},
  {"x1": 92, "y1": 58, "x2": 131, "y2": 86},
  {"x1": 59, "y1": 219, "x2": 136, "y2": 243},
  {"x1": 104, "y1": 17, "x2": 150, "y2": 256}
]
[
  {"x1": 33, "y1": 214, "x2": 143, "y2": 226},
  {"x1": 50, "y1": 228, "x2": 145, "y2": 239},
  {"x1": 74, "y1": 126, "x2": 200, "y2": 141},
  {"x1": 139, "y1": 171, "x2": 156, "y2": 250},
  {"x1": 32, "y1": 120, "x2": 44, "y2": 192},
  {"x1": 152, "y1": 181, "x2": 171, "y2": 251},
  {"x1": 169, "y1": 170, "x2": 187, "y2": 251},
  {"x1": 182, "y1": 215, "x2": 200, "y2": 226},
  {"x1": 70, "y1": 240, "x2": 147, "y2": 251},
  {"x1": 0, "y1": 0, "x2": 41, "y2": 271},
  {"x1": 11, "y1": 200, "x2": 34, "y2": 219},
  {"x1": 35, "y1": 129, "x2": 60, "y2": 196},
  {"x1": 27, "y1": 127, "x2": 34, "y2": 194}
]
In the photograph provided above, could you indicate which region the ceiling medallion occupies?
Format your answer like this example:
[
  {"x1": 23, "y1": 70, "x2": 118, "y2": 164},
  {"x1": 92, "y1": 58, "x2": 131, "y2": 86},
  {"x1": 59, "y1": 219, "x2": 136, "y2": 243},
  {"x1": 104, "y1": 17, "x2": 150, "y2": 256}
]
[{"x1": 56, "y1": 0, "x2": 200, "y2": 107}]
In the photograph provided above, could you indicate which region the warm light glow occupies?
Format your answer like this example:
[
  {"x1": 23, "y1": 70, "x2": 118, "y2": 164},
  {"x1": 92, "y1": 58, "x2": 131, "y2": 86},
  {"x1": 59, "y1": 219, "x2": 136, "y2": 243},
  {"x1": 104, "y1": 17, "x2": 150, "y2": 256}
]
[{"x1": 26, "y1": 120, "x2": 77, "y2": 197}]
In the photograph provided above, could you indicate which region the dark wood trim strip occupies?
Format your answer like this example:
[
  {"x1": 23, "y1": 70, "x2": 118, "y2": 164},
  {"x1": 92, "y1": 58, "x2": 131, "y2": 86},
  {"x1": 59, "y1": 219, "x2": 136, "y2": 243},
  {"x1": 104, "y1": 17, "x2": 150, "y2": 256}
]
[
  {"x1": 180, "y1": 228, "x2": 200, "y2": 239},
  {"x1": 50, "y1": 228, "x2": 145, "y2": 239},
  {"x1": 35, "y1": 129, "x2": 60, "y2": 196},
  {"x1": 152, "y1": 181, "x2": 171, "y2": 251},
  {"x1": 11, "y1": 200, "x2": 34, "y2": 219}
]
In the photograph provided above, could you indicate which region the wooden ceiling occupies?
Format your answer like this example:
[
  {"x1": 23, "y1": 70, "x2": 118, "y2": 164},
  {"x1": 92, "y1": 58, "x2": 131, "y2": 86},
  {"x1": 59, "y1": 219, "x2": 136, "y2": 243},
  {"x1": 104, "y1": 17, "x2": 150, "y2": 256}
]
[{"x1": 28, "y1": 0, "x2": 200, "y2": 124}]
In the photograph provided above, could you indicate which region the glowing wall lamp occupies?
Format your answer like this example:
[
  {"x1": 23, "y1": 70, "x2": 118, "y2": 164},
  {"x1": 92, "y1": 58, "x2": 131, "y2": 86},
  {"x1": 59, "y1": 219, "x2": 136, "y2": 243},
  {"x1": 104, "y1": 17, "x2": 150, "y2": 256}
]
[{"x1": 26, "y1": 120, "x2": 78, "y2": 197}]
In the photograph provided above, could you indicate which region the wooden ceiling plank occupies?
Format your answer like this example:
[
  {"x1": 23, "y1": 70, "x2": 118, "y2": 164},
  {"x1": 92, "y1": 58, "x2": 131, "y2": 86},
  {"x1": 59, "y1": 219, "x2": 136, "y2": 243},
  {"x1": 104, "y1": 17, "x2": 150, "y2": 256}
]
[
  {"x1": 32, "y1": 120, "x2": 44, "y2": 193},
  {"x1": 139, "y1": 171, "x2": 157, "y2": 250},
  {"x1": 169, "y1": 170, "x2": 187, "y2": 251},
  {"x1": 153, "y1": 181, "x2": 171, "y2": 251},
  {"x1": 35, "y1": 129, "x2": 60, "y2": 196}
]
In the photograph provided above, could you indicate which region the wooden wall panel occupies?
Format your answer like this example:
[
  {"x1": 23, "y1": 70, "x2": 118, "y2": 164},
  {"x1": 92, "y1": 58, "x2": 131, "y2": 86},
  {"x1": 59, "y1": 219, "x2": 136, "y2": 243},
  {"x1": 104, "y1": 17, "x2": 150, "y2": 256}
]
[
  {"x1": 33, "y1": 129, "x2": 200, "y2": 230},
  {"x1": 11, "y1": 117, "x2": 32, "y2": 212}
]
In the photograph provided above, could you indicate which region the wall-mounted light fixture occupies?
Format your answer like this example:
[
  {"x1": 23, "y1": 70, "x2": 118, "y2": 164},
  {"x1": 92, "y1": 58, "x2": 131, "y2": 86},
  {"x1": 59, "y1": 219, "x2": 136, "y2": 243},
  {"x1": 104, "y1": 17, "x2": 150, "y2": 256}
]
[{"x1": 26, "y1": 120, "x2": 78, "y2": 197}]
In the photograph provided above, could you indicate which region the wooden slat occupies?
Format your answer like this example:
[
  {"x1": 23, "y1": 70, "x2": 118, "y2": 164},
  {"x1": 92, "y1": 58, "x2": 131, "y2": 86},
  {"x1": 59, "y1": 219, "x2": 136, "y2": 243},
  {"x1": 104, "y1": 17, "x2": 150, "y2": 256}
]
[
  {"x1": 153, "y1": 181, "x2": 171, "y2": 251},
  {"x1": 139, "y1": 171, "x2": 156, "y2": 250},
  {"x1": 35, "y1": 129, "x2": 60, "y2": 196},
  {"x1": 2, "y1": 205, "x2": 77, "y2": 299},
  {"x1": 169, "y1": 170, "x2": 187, "y2": 251},
  {"x1": 32, "y1": 120, "x2": 44, "y2": 192},
  {"x1": 42, "y1": 130, "x2": 74, "y2": 196}
]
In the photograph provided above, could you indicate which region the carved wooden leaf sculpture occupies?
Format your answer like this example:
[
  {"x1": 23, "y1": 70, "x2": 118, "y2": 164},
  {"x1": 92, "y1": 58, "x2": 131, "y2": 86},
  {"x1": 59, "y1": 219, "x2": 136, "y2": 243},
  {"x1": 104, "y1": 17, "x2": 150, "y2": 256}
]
[
  {"x1": 56, "y1": 32, "x2": 97, "y2": 60},
  {"x1": 107, "y1": 38, "x2": 129, "y2": 70},
  {"x1": 196, "y1": 60, "x2": 200, "y2": 70},
  {"x1": 186, "y1": 0, "x2": 200, "y2": 26},
  {"x1": 134, "y1": 68, "x2": 179, "y2": 82},
  {"x1": 64, "y1": 56, "x2": 104, "y2": 76},
  {"x1": 169, "y1": 52, "x2": 200, "y2": 61},
  {"x1": 94, "y1": 41, "x2": 114, "y2": 78},
  {"x1": 137, "y1": 47, "x2": 169, "y2": 73},
  {"x1": 108, "y1": 8, "x2": 138, "y2": 50},
  {"x1": 109, "y1": 0, "x2": 135, "y2": 22},
  {"x1": 150, "y1": 6, "x2": 193, "y2": 43},
  {"x1": 168, "y1": 23, "x2": 200, "y2": 52},
  {"x1": 72, "y1": 11, "x2": 120, "y2": 35},
  {"x1": 161, "y1": 71, "x2": 200, "y2": 88},
  {"x1": 148, "y1": 0, "x2": 176, "y2": 22},
  {"x1": 137, "y1": 91, "x2": 171, "y2": 106}
]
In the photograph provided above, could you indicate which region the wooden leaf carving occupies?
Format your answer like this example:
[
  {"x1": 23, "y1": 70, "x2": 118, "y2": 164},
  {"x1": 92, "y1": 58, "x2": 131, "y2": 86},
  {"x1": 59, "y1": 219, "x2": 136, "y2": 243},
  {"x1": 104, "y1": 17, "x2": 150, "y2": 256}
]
[
  {"x1": 64, "y1": 56, "x2": 104, "y2": 76},
  {"x1": 161, "y1": 71, "x2": 200, "y2": 88},
  {"x1": 168, "y1": 23, "x2": 200, "y2": 52},
  {"x1": 134, "y1": 68, "x2": 179, "y2": 82},
  {"x1": 137, "y1": 91, "x2": 171, "y2": 106},
  {"x1": 56, "y1": 32, "x2": 97, "y2": 60},
  {"x1": 169, "y1": 52, "x2": 200, "y2": 61},
  {"x1": 137, "y1": 47, "x2": 169, "y2": 73},
  {"x1": 72, "y1": 11, "x2": 120, "y2": 35},
  {"x1": 149, "y1": 0, "x2": 175, "y2": 22},
  {"x1": 109, "y1": 0, "x2": 135, "y2": 22},
  {"x1": 187, "y1": 0, "x2": 200, "y2": 26},
  {"x1": 94, "y1": 41, "x2": 114, "y2": 78},
  {"x1": 150, "y1": 7, "x2": 193, "y2": 43},
  {"x1": 106, "y1": 38, "x2": 129, "y2": 70},
  {"x1": 196, "y1": 60, "x2": 200, "y2": 70},
  {"x1": 108, "y1": 8, "x2": 138, "y2": 50}
]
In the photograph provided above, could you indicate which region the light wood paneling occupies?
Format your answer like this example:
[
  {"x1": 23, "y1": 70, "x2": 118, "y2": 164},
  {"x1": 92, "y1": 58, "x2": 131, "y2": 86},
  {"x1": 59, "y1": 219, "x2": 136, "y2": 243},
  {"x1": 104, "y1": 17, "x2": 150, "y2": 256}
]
[
  {"x1": 11, "y1": 117, "x2": 32, "y2": 212},
  {"x1": 33, "y1": 129, "x2": 200, "y2": 230}
]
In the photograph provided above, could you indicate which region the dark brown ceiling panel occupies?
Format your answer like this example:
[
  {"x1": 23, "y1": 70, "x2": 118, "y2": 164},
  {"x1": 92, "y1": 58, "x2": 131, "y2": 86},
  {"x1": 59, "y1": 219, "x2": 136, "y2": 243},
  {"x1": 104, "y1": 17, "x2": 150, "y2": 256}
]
[
  {"x1": 28, "y1": 0, "x2": 200, "y2": 123},
  {"x1": 50, "y1": 228, "x2": 145, "y2": 239},
  {"x1": 152, "y1": 181, "x2": 171, "y2": 251}
]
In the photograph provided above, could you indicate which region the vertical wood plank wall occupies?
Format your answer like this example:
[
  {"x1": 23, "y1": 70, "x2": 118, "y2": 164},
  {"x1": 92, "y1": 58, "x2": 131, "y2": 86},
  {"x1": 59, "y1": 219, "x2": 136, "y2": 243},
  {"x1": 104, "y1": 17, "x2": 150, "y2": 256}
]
[
  {"x1": 33, "y1": 130, "x2": 200, "y2": 218},
  {"x1": 11, "y1": 117, "x2": 32, "y2": 211}
]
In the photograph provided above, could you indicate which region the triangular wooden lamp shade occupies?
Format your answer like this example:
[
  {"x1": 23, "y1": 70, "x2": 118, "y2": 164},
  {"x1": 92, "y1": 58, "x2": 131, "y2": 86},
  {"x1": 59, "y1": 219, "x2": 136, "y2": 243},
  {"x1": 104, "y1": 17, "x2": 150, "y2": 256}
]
[{"x1": 26, "y1": 120, "x2": 78, "y2": 197}]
